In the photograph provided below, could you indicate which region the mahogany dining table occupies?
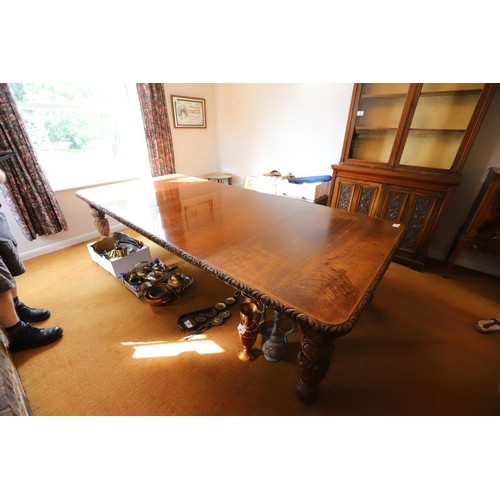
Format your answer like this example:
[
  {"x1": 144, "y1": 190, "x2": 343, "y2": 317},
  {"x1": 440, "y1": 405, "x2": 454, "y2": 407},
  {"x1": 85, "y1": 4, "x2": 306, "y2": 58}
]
[{"x1": 76, "y1": 174, "x2": 404, "y2": 403}]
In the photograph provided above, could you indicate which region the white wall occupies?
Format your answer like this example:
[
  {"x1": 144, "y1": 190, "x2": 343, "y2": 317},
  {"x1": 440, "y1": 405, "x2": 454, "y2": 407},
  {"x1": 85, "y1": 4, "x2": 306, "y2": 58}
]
[
  {"x1": 0, "y1": 186, "x2": 126, "y2": 261},
  {"x1": 214, "y1": 83, "x2": 353, "y2": 185},
  {"x1": 163, "y1": 83, "x2": 219, "y2": 178}
]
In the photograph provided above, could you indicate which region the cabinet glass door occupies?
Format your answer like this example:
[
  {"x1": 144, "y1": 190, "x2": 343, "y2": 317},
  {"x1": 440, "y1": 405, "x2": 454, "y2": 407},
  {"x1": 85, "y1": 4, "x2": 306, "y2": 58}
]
[
  {"x1": 400, "y1": 83, "x2": 485, "y2": 170},
  {"x1": 348, "y1": 83, "x2": 410, "y2": 164}
]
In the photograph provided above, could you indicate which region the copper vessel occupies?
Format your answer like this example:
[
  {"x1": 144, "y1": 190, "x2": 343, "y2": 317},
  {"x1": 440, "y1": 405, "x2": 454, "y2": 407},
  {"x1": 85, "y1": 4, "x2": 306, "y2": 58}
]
[{"x1": 238, "y1": 300, "x2": 264, "y2": 362}]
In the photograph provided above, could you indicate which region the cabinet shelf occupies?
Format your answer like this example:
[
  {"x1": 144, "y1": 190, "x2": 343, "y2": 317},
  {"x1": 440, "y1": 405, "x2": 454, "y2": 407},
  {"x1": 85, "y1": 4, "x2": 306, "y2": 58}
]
[
  {"x1": 361, "y1": 89, "x2": 483, "y2": 100},
  {"x1": 355, "y1": 127, "x2": 467, "y2": 133},
  {"x1": 354, "y1": 127, "x2": 398, "y2": 132},
  {"x1": 360, "y1": 93, "x2": 408, "y2": 99},
  {"x1": 408, "y1": 128, "x2": 467, "y2": 133},
  {"x1": 419, "y1": 89, "x2": 482, "y2": 97}
]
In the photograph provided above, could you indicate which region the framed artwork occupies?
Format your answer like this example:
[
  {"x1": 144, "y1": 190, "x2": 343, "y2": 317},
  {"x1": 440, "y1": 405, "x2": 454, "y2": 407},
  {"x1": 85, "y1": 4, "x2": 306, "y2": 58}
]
[{"x1": 171, "y1": 95, "x2": 207, "y2": 128}]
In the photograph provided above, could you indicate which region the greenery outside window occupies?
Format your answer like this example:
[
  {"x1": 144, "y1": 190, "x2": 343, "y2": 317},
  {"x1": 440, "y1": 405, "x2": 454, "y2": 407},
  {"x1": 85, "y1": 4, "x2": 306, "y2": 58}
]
[{"x1": 9, "y1": 83, "x2": 150, "y2": 191}]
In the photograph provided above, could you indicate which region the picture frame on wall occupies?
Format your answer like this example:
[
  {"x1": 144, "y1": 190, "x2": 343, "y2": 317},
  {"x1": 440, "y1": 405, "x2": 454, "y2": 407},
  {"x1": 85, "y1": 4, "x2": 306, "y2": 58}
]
[{"x1": 171, "y1": 95, "x2": 207, "y2": 128}]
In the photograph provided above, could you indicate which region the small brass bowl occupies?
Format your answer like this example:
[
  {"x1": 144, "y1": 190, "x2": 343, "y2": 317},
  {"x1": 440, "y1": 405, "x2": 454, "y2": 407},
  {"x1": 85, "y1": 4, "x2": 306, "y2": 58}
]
[
  {"x1": 168, "y1": 274, "x2": 182, "y2": 288},
  {"x1": 144, "y1": 284, "x2": 173, "y2": 306}
]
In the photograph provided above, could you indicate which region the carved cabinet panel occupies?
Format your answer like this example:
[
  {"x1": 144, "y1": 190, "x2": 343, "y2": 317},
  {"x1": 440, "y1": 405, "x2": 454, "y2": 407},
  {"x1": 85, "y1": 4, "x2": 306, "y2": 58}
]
[
  {"x1": 383, "y1": 188, "x2": 442, "y2": 263},
  {"x1": 331, "y1": 178, "x2": 382, "y2": 217}
]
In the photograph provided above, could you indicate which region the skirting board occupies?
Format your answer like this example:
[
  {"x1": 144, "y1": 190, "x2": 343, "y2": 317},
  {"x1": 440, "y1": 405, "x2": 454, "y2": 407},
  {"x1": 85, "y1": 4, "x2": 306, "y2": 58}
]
[{"x1": 20, "y1": 223, "x2": 126, "y2": 262}]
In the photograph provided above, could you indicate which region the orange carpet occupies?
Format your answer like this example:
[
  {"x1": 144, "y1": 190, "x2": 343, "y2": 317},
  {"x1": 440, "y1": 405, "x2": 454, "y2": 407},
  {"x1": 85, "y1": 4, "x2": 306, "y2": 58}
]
[{"x1": 11, "y1": 230, "x2": 500, "y2": 416}]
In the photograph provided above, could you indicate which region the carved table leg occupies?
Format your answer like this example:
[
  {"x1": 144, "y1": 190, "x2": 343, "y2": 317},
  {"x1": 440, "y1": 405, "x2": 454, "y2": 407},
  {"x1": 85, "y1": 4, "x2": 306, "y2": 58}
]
[
  {"x1": 296, "y1": 323, "x2": 336, "y2": 404},
  {"x1": 90, "y1": 207, "x2": 110, "y2": 237}
]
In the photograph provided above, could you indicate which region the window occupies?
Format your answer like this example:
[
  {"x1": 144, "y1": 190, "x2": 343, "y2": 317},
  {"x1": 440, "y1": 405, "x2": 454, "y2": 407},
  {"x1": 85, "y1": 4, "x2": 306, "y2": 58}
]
[{"x1": 9, "y1": 83, "x2": 150, "y2": 191}]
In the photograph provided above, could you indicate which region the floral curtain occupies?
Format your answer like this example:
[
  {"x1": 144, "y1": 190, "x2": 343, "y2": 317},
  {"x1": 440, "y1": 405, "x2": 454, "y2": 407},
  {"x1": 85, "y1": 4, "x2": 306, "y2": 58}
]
[
  {"x1": 0, "y1": 84, "x2": 68, "y2": 241},
  {"x1": 136, "y1": 83, "x2": 176, "y2": 177}
]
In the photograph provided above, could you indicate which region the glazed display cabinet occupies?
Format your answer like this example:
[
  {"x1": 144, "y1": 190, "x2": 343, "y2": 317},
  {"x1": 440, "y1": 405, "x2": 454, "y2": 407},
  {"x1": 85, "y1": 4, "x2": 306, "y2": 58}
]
[{"x1": 328, "y1": 83, "x2": 497, "y2": 270}]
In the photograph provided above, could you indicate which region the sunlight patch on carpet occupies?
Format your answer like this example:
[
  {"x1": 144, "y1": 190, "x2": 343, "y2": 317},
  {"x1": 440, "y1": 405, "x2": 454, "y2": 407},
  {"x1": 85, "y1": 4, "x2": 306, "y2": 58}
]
[{"x1": 122, "y1": 336, "x2": 225, "y2": 358}]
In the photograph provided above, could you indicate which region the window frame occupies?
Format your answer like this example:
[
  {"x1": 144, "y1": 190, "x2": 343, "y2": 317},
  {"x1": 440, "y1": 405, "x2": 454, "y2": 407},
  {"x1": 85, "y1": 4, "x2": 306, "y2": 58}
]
[{"x1": 10, "y1": 82, "x2": 151, "y2": 191}]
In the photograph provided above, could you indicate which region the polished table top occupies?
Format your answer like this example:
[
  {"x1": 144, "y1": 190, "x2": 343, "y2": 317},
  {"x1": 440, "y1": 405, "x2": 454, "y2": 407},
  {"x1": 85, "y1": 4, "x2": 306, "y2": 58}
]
[{"x1": 77, "y1": 175, "x2": 404, "y2": 336}]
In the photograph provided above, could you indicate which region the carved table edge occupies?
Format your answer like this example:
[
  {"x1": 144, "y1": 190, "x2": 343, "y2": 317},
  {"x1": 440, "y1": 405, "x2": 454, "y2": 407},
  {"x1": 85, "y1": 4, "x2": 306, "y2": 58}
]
[{"x1": 77, "y1": 197, "x2": 399, "y2": 338}]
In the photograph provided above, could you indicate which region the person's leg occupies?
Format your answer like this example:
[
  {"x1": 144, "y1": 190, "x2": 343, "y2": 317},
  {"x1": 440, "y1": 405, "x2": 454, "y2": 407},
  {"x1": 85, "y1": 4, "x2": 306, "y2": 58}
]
[
  {"x1": 0, "y1": 253, "x2": 62, "y2": 351},
  {"x1": 8, "y1": 279, "x2": 50, "y2": 322},
  {"x1": 0, "y1": 288, "x2": 63, "y2": 352},
  {"x1": 0, "y1": 287, "x2": 19, "y2": 327},
  {"x1": 0, "y1": 190, "x2": 62, "y2": 350}
]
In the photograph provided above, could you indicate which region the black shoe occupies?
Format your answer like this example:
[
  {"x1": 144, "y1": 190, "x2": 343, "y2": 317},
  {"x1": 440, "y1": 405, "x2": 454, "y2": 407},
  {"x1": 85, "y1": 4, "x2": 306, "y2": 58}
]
[
  {"x1": 7, "y1": 322, "x2": 63, "y2": 352},
  {"x1": 15, "y1": 301, "x2": 51, "y2": 323}
]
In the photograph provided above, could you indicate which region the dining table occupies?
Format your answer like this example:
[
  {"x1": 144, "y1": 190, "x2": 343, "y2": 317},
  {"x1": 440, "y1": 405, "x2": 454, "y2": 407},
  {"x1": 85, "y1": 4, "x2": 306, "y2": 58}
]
[{"x1": 76, "y1": 174, "x2": 404, "y2": 403}]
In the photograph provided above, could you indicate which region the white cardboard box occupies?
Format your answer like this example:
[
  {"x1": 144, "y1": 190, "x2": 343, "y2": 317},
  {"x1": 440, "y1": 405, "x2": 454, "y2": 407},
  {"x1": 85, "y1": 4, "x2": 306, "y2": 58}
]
[{"x1": 87, "y1": 237, "x2": 152, "y2": 278}]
